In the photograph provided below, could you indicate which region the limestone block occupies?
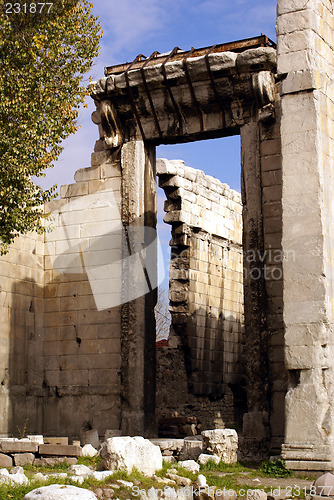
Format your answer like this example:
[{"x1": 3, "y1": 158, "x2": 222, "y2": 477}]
[
  {"x1": 277, "y1": 0, "x2": 316, "y2": 16},
  {"x1": 246, "y1": 489, "x2": 267, "y2": 500},
  {"x1": 82, "y1": 444, "x2": 98, "y2": 458},
  {"x1": 236, "y1": 47, "x2": 276, "y2": 73},
  {"x1": 100, "y1": 436, "x2": 162, "y2": 476},
  {"x1": 201, "y1": 429, "x2": 238, "y2": 463},
  {"x1": 198, "y1": 453, "x2": 220, "y2": 465},
  {"x1": 81, "y1": 429, "x2": 99, "y2": 449},
  {"x1": 178, "y1": 460, "x2": 200, "y2": 473},
  {"x1": 0, "y1": 441, "x2": 38, "y2": 454},
  {"x1": 0, "y1": 454, "x2": 12, "y2": 467},
  {"x1": 23, "y1": 485, "x2": 98, "y2": 499},
  {"x1": 180, "y1": 436, "x2": 203, "y2": 460},
  {"x1": 38, "y1": 444, "x2": 81, "y2": 457},
  {"x1": 149, "y1": 438, "x2": 184, "y2": 453},
  {"x1": 13, "y1": 453, "x2": 35, "y2": 466}
]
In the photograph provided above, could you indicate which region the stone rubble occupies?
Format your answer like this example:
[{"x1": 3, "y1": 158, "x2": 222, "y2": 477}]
[
  {"x1": 82, "y1": 443, "x2": 99, "y2": 457},
  {"x1": 100, "y1": 436, "x2": 163, "y2": 476},
  {"x1": 202, "y1": 429, "x2": 238, "y2": 463},
  {"x1": 23, "y1": 484, "x2": 98, "y2": 499}
]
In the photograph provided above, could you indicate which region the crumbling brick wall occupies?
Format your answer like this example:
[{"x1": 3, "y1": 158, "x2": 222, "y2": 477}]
[{"x1": 157, "y1": 158, "x2": 244, "y2": 399}]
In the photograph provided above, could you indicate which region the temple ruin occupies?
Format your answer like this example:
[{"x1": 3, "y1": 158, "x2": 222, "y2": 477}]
[{"x1": 1, "y1": 0, "x2": 334, "y2": 471}]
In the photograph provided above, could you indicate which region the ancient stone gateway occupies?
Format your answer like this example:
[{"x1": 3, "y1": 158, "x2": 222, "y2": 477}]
[{"x1": 0, "y1": 0, "x2": 333, "y2": 472}]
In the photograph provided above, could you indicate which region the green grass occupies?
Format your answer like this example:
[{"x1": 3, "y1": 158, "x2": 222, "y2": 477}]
[
  {"x1": 257, "y1": 459, "x2": 293, "y2": 478},
  {"x1": 200, "y1": 460, "x2": 253, "y2": 474},
  {"x1": 77, "y1": 456, "x2": 102, "y2": 469},
  {"x1": 23, "y1": 460, "x2": 71, "y2": 474}
]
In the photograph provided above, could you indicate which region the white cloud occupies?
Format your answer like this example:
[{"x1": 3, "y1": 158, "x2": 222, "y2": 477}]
[{"x1": 92, "y1": 0, "x2": 167, "y2": 63}]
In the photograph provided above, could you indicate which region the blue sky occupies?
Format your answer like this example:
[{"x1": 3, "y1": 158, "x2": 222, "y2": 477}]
[{"x1": 39, "y1": 0, "x2": 278, "y2": 288}]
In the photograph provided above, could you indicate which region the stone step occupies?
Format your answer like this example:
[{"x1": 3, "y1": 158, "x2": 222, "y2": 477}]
[
  {"x1": 38, "y1": 444, "x2": 81, "y2": 457},
  {"x1": 0, "y1": 441, "x2": 38, "y2": 454}
]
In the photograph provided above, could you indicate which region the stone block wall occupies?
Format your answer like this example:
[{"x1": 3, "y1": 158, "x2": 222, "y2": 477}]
[
  {"x1": 0, "y1": 149, "x2": 123, "y2": 439},
  {"x1": 41, "y1": 149, "x2": 122, "y2": 437},
  {"x1": 277, "y1": 0, "x2": 334, "y2": 469},
  {"x1": 0, "y1": 231, "x2": 44, "y2": 437},
  {"x1": 157, "y1": 158, "x2": 244, "y2": 397}
]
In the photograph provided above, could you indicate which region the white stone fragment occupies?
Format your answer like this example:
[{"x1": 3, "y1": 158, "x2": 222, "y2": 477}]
[
  {"x1": 117, "y1": 479, "x2": 134, "y2": 488},
  {"x1": 246, "y1": 489, "x2": 267, "y2": 500},
  {"x1": 68, "y1": 464, "x2": 93, "y2": 476},
  {"x1": 27, "y1": 435, "x2": 44, "y2": 445},
  {"x1": 178, "y1": 459, "x2": 200, "y2": 473},
  {"x1": 82, "y1": 444, "x2": 98, "y2": 457},
  {"x1": 198, "y1": 453, "x2": 220, "y2": 465},
  {"x1": 100, "y1": 436, "x2": 162, "y2": 476},
  {"x1": 23, "y1": 484, "x2": 98, "y2": 499},
  {"x1": 69, "y1": 476, "x2": 84, "y2": 485},
  {"x1": 197, "y1": 474, "x2": 207, "y2": 487},
  {"x1": 92, "y1": 471, "x2": 115, "y2": 481},
  {"x1": 201, "y1": 429, "x2": 238, "y2": 463},
  {"x1": 0, "y1": 467, "x2": 28, "y2": 485}
]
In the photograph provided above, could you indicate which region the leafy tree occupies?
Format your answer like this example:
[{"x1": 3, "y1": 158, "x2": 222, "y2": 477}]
[{"x1": 0, "y1": 0, "x2": 102, "y2": 253}]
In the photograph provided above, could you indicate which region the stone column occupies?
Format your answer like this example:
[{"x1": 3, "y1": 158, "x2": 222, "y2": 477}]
[
  {"x1": 120, "y1": 140, "x2": 157, "y2": 437},
  {"x1": 278, "y1": 0, "x2": 334, "y2": 470},
  {"x1": 240, "y1": 120, "x2": 271, "y2": 450}
]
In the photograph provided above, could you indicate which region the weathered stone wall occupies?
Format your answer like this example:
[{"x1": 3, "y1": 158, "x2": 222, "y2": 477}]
[
  {"x1": 156, "y1": 341, "x2": 237, "y2": 436},
  {"x1": 0, "y1": 231, "x2": 44, "y2": 437},
  {"x1": 157, "y1": 158, "x2": 244, "y2": 398},
  {"x1": 0, "y1": 149, "x2": 124, "y2": 439},
  {"x1": 42, "y1": 149, "x2": 122, "y2": 437},
  {"x1": 278, "y1": 0, "x2": 334, "y2": 470}
]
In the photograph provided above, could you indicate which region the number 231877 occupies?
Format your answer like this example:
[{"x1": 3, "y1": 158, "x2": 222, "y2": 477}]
[{"x1": 5, "y1": 3, "x2": 53, "y2": 14}]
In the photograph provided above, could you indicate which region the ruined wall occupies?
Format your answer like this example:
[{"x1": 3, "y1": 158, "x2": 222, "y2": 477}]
[
  {"x1": 278, "y1": 0, "x2": 334, "y2": 470},
  {"x1": 0, "y1": 149, "x2": 123, "y2": 439},
  {"x1": 156, "y1": 340, "x2": 236, "y2": 437},
  {"x1": 42, "y1": 149, "x2": 122, "y2": 437},
  {"x1": 0, "y1": 231, "x2": 44, "y2": 436},
  {"x1": 157, "y1": 158, "x2": 244, "y2": 398}
]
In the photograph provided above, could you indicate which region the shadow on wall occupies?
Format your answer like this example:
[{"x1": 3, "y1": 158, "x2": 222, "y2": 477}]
[
  {"x1": 156, "y1": 306, "x2": 246, "y2": 437},
  {"x1": 8, "y1": 273, "x2": 122, "y2": 439}
]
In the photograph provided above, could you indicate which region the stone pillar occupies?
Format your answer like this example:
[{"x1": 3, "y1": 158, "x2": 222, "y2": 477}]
[
  {"x1": 278, "y1": 0, "x2": 334, "y2": 470},
  {"x1": 120, "y1": 140, "x2": 157, "y2": 437},
  {"x1": 240, "y1": 120, "x2": 270, "y2": 448}
]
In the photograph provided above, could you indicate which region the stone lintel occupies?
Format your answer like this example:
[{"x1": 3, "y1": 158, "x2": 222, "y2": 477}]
[{"x1": 92, "y1": 47, "x2": 277, "y2": 147}]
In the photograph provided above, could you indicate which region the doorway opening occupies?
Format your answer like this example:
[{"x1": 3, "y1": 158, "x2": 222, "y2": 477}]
[{"x1": 154, "y1": 136, "x2": 246, "y2": 437}]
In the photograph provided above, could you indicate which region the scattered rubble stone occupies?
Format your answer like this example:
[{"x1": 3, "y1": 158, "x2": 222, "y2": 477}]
[
  {"x1": 246, "y1": 489, "x2": 267, "y2": 500},
  {"x1": 180, "y1": 436, "x2": 203, "y2": 461},
  {"x1": 23, "y1": 484, "x2": 98, "y2": 499},
  {"x1": 13, "y1": 452, "x2": 35, "y2": 466},
  {"x1": 82, "y1": 444, "x2": 99, "y2": 457},
  {"x1": 0, "y1": 453, "x2": 12, "y2": 467},
  {"x1": 100, "y1": 436, "x2": 162, "y2": 476},
  {"x1": 197, "y1": 474, "x2": 207, "y2": 487},
  {"x1": 82, "y1": 429, "x2": 99, "y2": 449},
  {"x1": 68, "y1": 464, "x2": 93, "y2": 476},
  {"x1": 178, "y1": 459, "x2": 200, "y2": 473},
  {"x1": 198, "y1": 453, "x2": 220, "y2": 465},
  {"x1": 201, "y1": 429, "x2": 238, "y2": 463},
  {"x1": 313, "y1": 473, "x2": 334, "y2": 496}
]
